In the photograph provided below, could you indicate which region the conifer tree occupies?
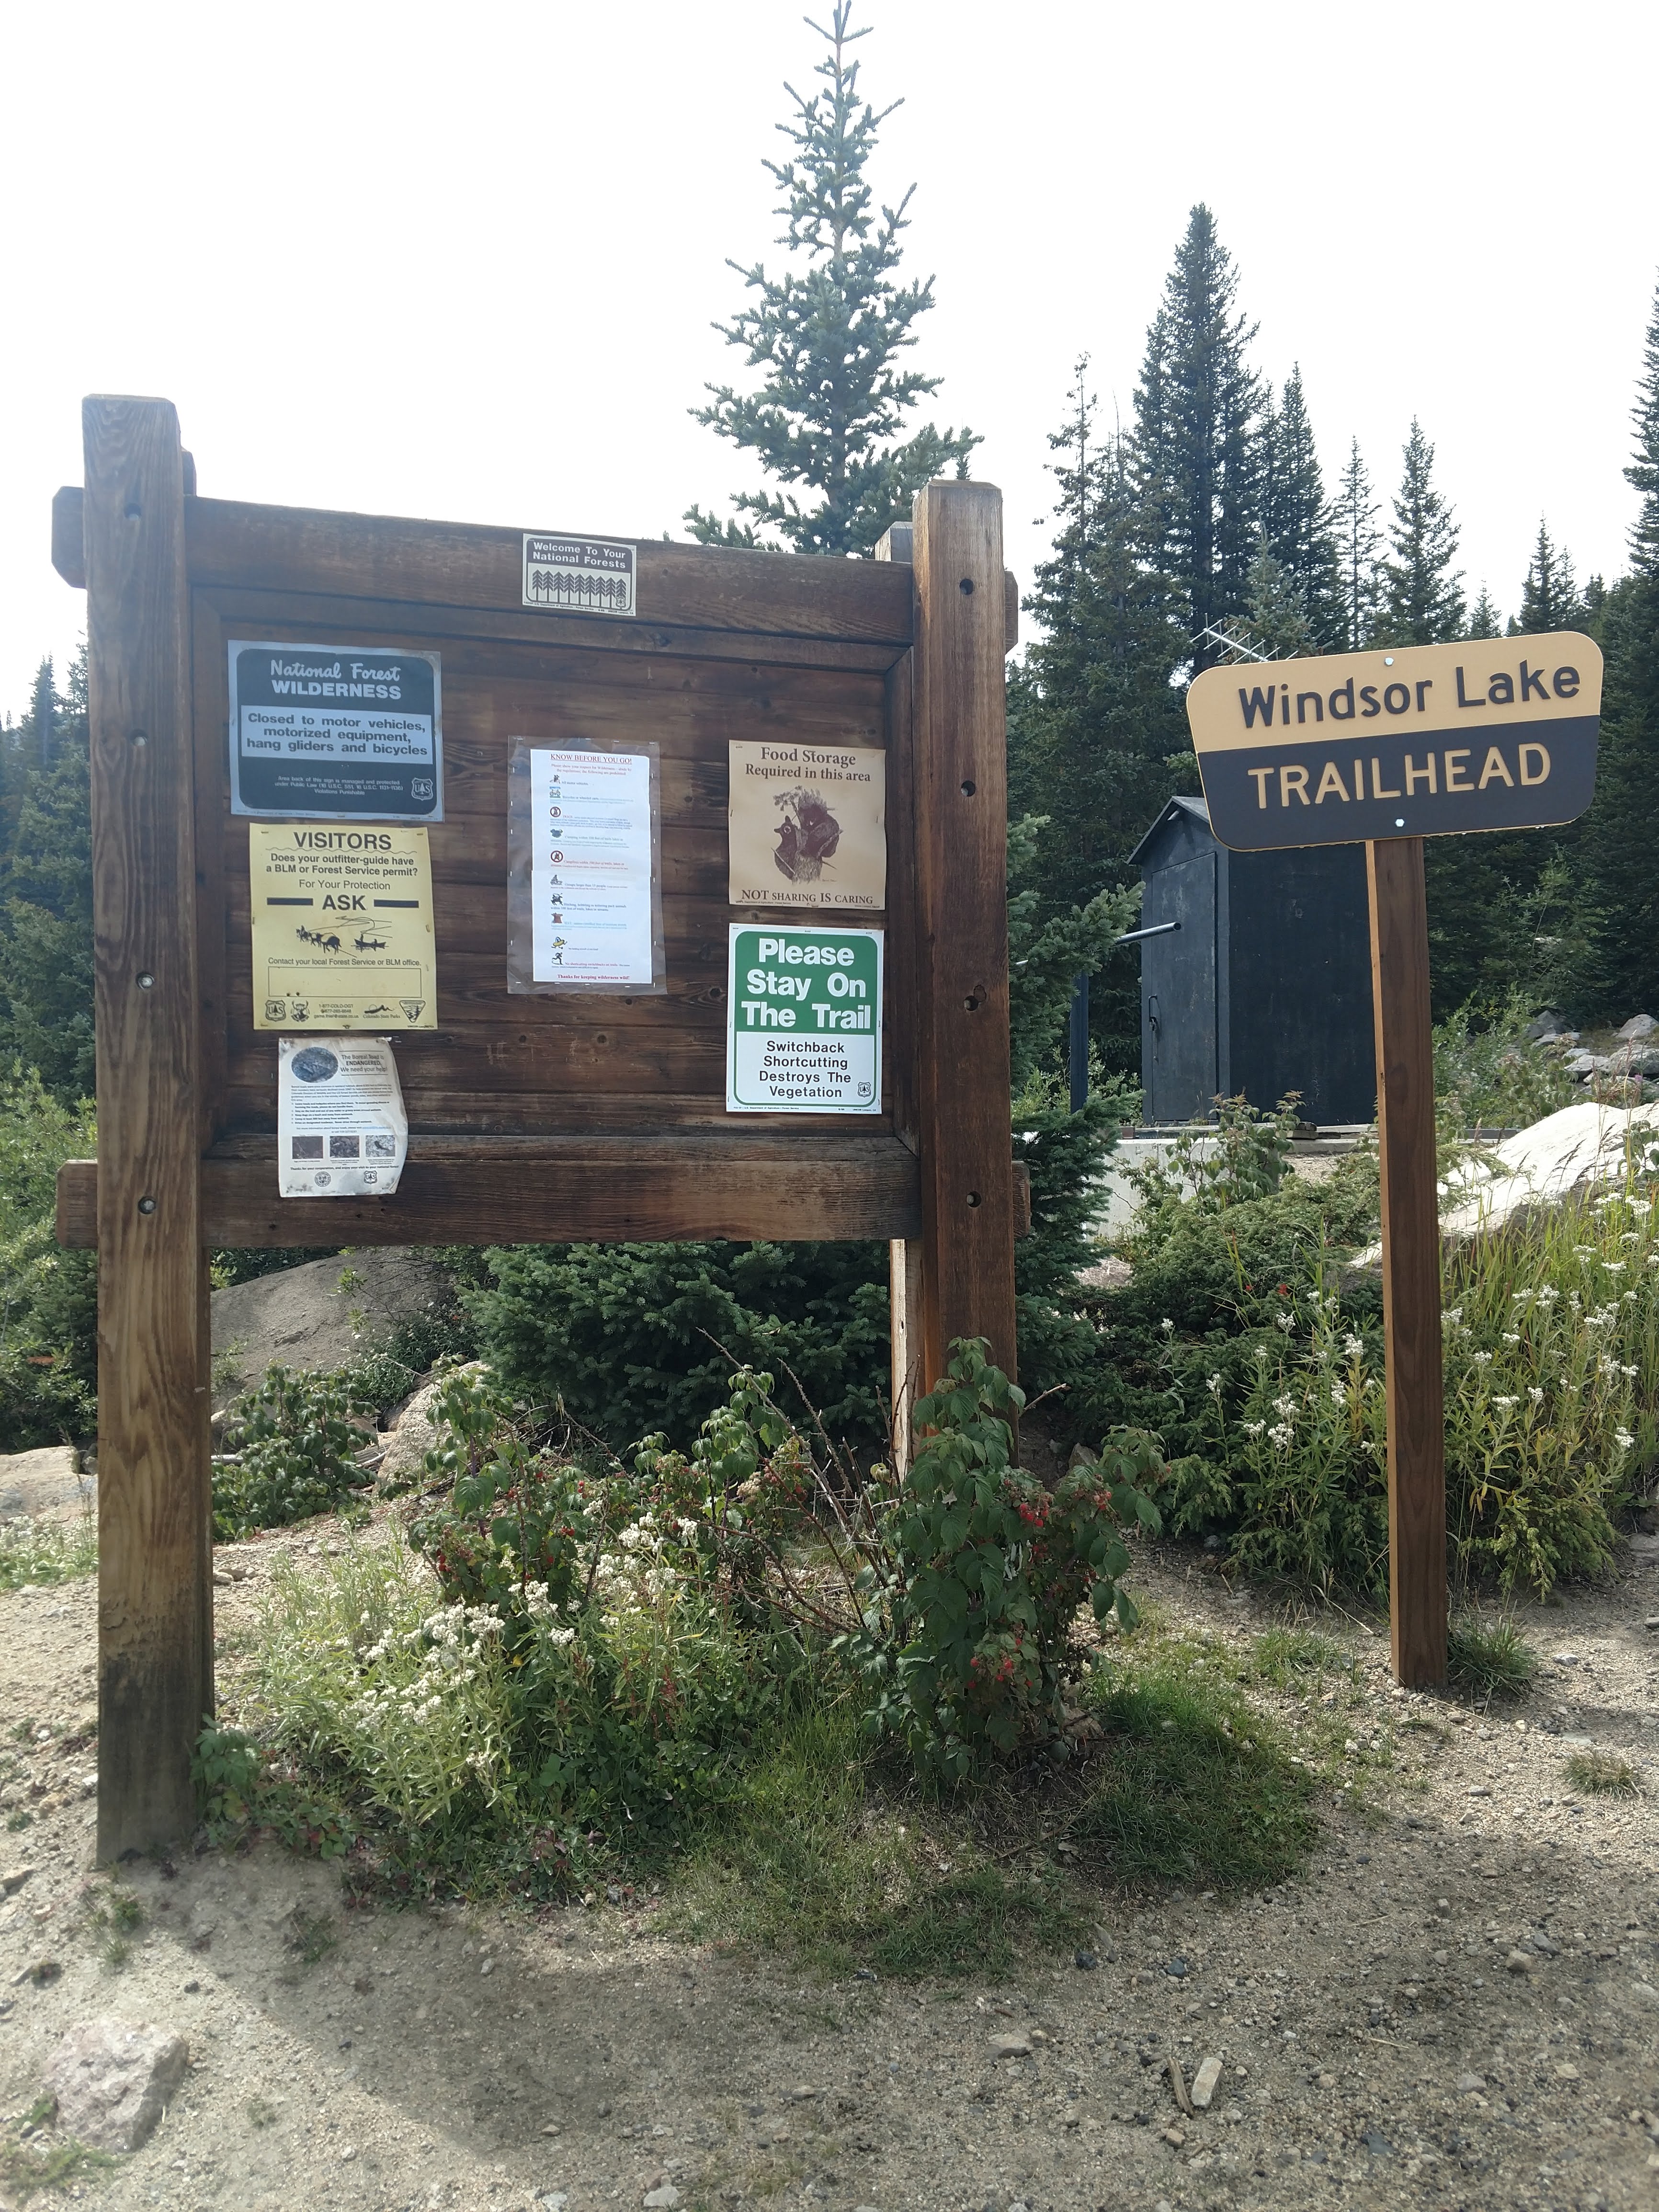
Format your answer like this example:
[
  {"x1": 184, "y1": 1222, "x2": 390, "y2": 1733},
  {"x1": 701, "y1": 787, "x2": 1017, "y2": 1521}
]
[
  {"x1": 1466, "y1": 585, "x2": 1503, "y2": 639},
  {"x1": 1241, "y1": 532, "x2": 1316, "y2": 659},
  {"x1": 1379, "y1": 419, "x2": 1465, "y2": 645},
  {"x1": 1006, "y1": 364, "x2": 1184, "y2": 1072},
  {"x1": 1330, "y1": 438, "x2": 1383, "y2": 651},
  {"x1": 1132, "y1": 206, "x2": 1262, "y2": 666},
  {"x1": 685, "y1": 5, "x2": 977, "y2": 556},
  {"x1": 1517, "y1": 520, "x2": 1584, "y2": 632},
  {"x1": 0, "y1": 651, "x2": 94, "y2": 1097},
  {"x1": 1571, "y1": 279, "x2": 1659, "y2": 1017},
  {"x1": 1260, "y1": 367, "x2": 1339, "y2": 642}
]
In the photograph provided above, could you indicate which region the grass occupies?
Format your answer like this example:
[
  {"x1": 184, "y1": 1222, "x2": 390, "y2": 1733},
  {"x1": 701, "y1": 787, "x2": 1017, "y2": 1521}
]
[
  {"x1": 665, "y1": 1702, "x2": 1087, "y2": 1979},
  {"x1": 0, "y1": 1514, "x2": 96, "y2": 1594},
  {"x1": 1564, "y1": 1749, "x2": 1639, "y2": 1795},
  {"x1": 80, "y1": 1883, "x2": 143, "y2": 1973},
  {"x1": 0, "y1": 2120, "x2": 115, "y2": 2198},
  {"x1": 1447, "y1": 1618, "x2": 1537, "y2": 1701},
  {"x1": 1247, "y1": 1628, "x2": 1355, "y2": 1692},
  {"x1": 1073, "y1": 1639, "x2": 1321, "y2": 1891},
  {"x1": 661, "y1": 1630, "x2": 1325, "y2": 1975}
]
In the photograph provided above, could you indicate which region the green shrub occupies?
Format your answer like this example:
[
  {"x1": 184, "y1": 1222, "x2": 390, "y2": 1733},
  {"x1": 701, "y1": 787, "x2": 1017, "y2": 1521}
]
[
  {"x1": 0, "y1": 1067, "x2": 97, "y2": 1451},
  {"x1": 1446, "y1": 1618, "x2": 1536, "y2": 1700},
  {"x1": 836, "y1": 1342, "x2": 1162, "y2": 1778},
  {"x1": 1433, "y1": 992, "x2": 1578, "y2": 1136},
  {"x1": 212, "y1": 1365, "x2": 368, "y2": 1539},
  {"x1": 469, "y1": 1238, "x2": 891, "y2": 1451},
  {"x1": 334, "y1": 1349, "x2": 419, "y2": 1419},
  {"x1": 0, "y1": 1512, "x2": 96, "y2": 1592}
]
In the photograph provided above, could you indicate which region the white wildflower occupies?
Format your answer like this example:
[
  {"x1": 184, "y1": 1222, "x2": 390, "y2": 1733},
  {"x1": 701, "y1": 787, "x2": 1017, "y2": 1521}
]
[
  {"x1": 1206, "y1": 1373, "x2": 1223, "y2": 1398},
  {"x1": 1272, "y1": 1394, "x2": 1296, "y2": 1417},
  {"x1": 1343, "y1": 1334, "x2": 1364, "y2": 1359},
  {"x1": 1615, "y1": 1428, "x2": 1635, "y2": 1452},
  {"x1": 1502, "y1": 1331, "x2": 1522, "y2": 1345},
  {"x1": 1274, "y1": 1313, "x2": 1294, "y2": 1334},
  {"x1": 1160, "y1": 1318, "x2": 1174, "y2": 1335},
  {"x1": 1492, "y1": 1396, "x2": 1519, "y2": 1411},
  {"x1": 1604, "y1": 1261, "x2": 1627, "y2": 1275},
  {"x1": 1527, "y1": 1385, "x2": 1544, "y2": 1404},
  {"x1": 1268, "y1": 1423, "x2": 1295, "y2": 1452},
  {"x1": 1471, "y1": 1351, "x2": 1494, "y2": 1366},
  {"x1": 1242, "y1": 1420, "x2": 1266, "y2": 1439},
  {"x1": 676, "y1": 1517, "x2": 699, "y2": 1540},
  {"x1": 1252, "y1": 1345, "x2": 1271, "y2": 1365},
  {"x1": 1330, "y1": 1384, "x2": 1346, "y2": 1411}
]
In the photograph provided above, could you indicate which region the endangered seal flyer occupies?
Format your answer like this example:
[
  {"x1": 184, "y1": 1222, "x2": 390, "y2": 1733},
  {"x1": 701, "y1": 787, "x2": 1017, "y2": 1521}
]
[{"x1": 727, "y1": 741, "x2": 886, "y2": 910}]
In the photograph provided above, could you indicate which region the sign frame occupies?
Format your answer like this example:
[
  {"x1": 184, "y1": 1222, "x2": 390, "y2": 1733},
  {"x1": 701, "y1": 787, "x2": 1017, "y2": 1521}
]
[{"x1": 53, "y1": 403, "x2": 1023, "y2": 1856}]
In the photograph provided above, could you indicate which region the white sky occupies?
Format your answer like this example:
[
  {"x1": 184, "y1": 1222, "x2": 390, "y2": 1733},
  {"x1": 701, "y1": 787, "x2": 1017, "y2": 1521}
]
[{"x1": 3, "y1": 0, "x2": 1655, "y2": 714}]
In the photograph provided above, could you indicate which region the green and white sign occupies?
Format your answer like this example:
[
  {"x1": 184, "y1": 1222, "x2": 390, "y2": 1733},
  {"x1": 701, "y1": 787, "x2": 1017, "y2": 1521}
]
[{"x1": 726, "y1": 924, "x2": 882, "y2": 1114}]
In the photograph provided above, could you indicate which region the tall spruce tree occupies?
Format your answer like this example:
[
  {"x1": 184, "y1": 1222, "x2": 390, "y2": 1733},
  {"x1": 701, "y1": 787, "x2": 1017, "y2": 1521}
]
[
  {"x1": 1571, "y1": 278, "x2": 1659, "y2": 1017},
  {"x1": 685, "y1": 4, "x2": 976, "y2": 556},
  {"x1": 1132, "y1": 206, "x2": 1262, "y2": 668},
  {"x1": 1379, "y1": 419, "x2": 1465, "y2": 645},
  {"x1": 1466, "y1": 584, "x2": 1503, "y2": 639},
  {"x1": 1330, "y1": 437, "x2": 1384, "y2": 651},
  {"x1": 1517, "y1": 519, "x2": 1585, "y2": 632},
  {"x1": 1005, "y1": 364, "x2": 1184, "y2": 1073},
  {"x1": 0, "y1": 651, "x2": 94, "y2": 1097},
  {"x1": 1260, "y1": 367, "x2": 1340, "y2": 643}
]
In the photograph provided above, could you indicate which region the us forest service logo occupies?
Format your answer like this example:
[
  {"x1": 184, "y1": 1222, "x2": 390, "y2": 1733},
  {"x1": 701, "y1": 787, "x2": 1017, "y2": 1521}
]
[{"x1": 1183, "y1": 631, "x2": 1603, "y2": 852}]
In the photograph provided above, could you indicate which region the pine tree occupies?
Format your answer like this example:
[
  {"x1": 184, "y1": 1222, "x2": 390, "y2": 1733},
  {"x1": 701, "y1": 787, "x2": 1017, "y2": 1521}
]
[
  {"x1": 1132, "y1": 206, "x2": 1262, "y2": 667},
  {"x1": 1330, "y1": 438, "x2": 1384, "y2": 651},
  {"x1": 1466, "y1": 585, "x2": 1503, "y2": 639},
  {"x1": 1260, "y1": 367, "x2": 1339, "y2": 642},
  {"x1": 0, "y1": 650, "x2": 94, "y2": 1097},
  {"x1": 685, "y1": 5, "x2": 977, "y2": 556},
  {"x1": 1517, "y1": 520, "x2": 1584, "y2": 632},
  {"x1": 1241, "y1": 532, "x2": 1316, "y2": 659},
  {"x1": 1571, "y1": 279, "x2": 1659, "y2": 1017},
  {"x1": 1379, "y1": 420, "x2": 1465, "y2": 645},
  {"x1": 1006, "y1": 364, "x2": 1185, "y2": 1073}
]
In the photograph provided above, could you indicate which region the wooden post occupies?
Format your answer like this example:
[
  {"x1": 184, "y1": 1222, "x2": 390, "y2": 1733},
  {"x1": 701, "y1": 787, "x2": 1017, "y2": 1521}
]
[
  {"x1": 911, "y1": 483, "x2": 1019, "y2": 1391},
  {"x1": 83, "y1": 396, "x2": 212, "y2": 1855},
  {"x1": 1366, "y1": 836, "x2": 1447, "y2": 1687}
]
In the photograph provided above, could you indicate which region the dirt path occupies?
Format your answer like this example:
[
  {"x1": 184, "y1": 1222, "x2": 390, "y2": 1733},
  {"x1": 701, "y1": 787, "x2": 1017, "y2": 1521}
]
[{"x1": 0, "y1": 1532, "x2": 1655, "y2": 2212}]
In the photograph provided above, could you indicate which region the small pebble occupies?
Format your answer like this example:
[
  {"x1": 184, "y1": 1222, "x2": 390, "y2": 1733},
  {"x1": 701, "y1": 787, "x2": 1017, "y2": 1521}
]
[{"x1": 1073, "y1": 1949, "x2": 1098, "y2": 1971}]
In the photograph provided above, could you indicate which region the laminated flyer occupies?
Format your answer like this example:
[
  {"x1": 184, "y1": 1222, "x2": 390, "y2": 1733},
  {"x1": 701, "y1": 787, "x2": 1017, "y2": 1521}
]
[
  {"x1": 277, "y1": 1037, "x2": 408, "y2": 1197},
  {"x1": 726, "y1": 924, "x2": 882, "y2": 1113},
  {"x1": 250, "y1": 825, "x2": 437, "y2": 1030},
  {"x1": 506, "y1": 740, "x2": 665, "y2": 994},
  {"x1": 227, "y1": 640, "x2": 442, "y2": 821}
]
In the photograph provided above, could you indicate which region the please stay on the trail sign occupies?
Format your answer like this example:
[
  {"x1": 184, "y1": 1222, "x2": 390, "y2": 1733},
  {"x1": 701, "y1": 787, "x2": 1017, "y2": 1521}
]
[
  {"x1": 726, "y1": 924, "x2": 882, "y2": 1113},
  {"x1": 1186, "y1": 630, "x2": 1602, "y2": 849}
]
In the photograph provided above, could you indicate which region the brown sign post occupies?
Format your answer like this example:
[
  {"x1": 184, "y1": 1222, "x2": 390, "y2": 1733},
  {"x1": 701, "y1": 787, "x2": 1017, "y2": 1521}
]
[
  {"x1": 1187, "y1": 634, "x2": 1603, "y2": 1686},
  {"x1": 54, "y1": 396, "x2": 1024, "y2": 1858}
]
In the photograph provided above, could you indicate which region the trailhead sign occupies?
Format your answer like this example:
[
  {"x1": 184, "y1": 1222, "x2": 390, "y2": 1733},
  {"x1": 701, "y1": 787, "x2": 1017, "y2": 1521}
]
[
  {"x1": 1183, "y1": 629, "x2": 1602, "y2": 1696},
  {"x1": 1186, "y1": 632, "x2": 1602, "y2": 850},
  {"x1": 228, "y1": 641, "x2": 442, "y2": 820}
]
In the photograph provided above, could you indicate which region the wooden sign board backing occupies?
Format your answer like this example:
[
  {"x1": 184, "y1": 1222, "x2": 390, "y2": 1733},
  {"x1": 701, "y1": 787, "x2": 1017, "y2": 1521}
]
[{"x1": 56, "y1": 397, "x2": 1022, "y2": 1853}]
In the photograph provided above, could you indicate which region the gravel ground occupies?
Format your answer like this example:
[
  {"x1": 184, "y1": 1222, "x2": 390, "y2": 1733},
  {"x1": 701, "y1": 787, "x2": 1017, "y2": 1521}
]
[{"x1": 0, "y1": 1527, "x2": 1654, "y2": 2212}]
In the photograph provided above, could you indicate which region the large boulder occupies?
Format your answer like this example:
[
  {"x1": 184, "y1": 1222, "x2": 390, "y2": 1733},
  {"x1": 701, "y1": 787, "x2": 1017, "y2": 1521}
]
[
  {"x1": 0, "y1": 1446, "x2": 90, "y2": 1521},
  {"x1": 44, "y1": 2018, "x2": 188, "y2": 2152},
  {"x1": 210, "y1": 1248, "x2": 454, "y2": 1399}
]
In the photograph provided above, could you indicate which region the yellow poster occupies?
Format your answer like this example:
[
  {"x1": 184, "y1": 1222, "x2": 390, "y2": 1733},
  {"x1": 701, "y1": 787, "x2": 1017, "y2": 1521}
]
[{"x1": 250, "y1": 825, "x2": 437, "y2": 1030}]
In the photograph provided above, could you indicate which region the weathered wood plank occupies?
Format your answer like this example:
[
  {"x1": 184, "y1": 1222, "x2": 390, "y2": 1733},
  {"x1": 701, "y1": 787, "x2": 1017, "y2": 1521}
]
[
  {"x1": 57, "y1": 1135, "x2": 922, "y2": 1247},
  {"x1": 1367, "y1": 836, "x2": 1447, "y2": 1688},
  {"x1": 169, "y1": 496, "x2": 916, "y2": 643},
  {"x1": 82, "y1": 397, "x2": 211, "y2": 1856},
  {"x1": 910, "y1": 484, "x2": 1019, "y2": 1390}
]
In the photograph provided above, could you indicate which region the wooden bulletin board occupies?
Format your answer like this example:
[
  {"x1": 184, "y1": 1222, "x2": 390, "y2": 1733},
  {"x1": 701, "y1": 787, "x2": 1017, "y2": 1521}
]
[{"x1": 53, "y1": 397, "x2": 1023, "y2": 1855}]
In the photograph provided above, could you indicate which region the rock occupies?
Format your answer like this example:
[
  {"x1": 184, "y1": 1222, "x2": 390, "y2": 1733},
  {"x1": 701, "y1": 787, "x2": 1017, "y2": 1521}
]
[
  {"x1": 44, "y1": 2018, "x2": 189, "y2": 2153},
  {"x1": 1505, "y1": 1949, "x2": 1533, "y2": 1973},
  {"x1": 1365, "y1": 2132, "x2": 1396, "y2": 2156},
  {"x1": 1189, "y1": 2055, "x2": 1223, "y2": 2109},
  {"x1": 642, "y1": 2190, "x2": 681, "y2": 2210},
  {"x1": 1617, "y1": 1014, "x2": 1658, "y2": 1041},
  {"x1": 373, "y1": 1370, "x2": 459, "y2": 1495},
  {"x1": 210, "y1": 1247, "x2": 456, "y2": 1399},
  {"x1": 1525, "y1": 1012, "x2": 1566, "y2": 1041},
  {"x1": 1164, "y1": 1956, "x2": 1189, "y2": 1979},
  {"x1": 1073, "y1": 1949, "x2": 1099, "y2": 1971},
  {"x1": 0, "y1": 1446, "x2": 90, "y2": 1521},
  {"x1": 1632, "y1": 1982, "x2": 1659, "y2": 2008},
  {"x1": 1352, "y1": 1099, "x2": 1659, "y2": 1261},
  {"x1": 1527, "y1": 1930, "x2": 1559, "y2": 1956},
  {"x1": 1456, "y1": 2073, "x2": 1487, "y2": 2093},
  {"x1": 989, "y1": 2029, "x2": 1032, "y2": 2058},
  {"x1": 0, "y1": 1867, "x2": 36, "y2": 1894}
]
